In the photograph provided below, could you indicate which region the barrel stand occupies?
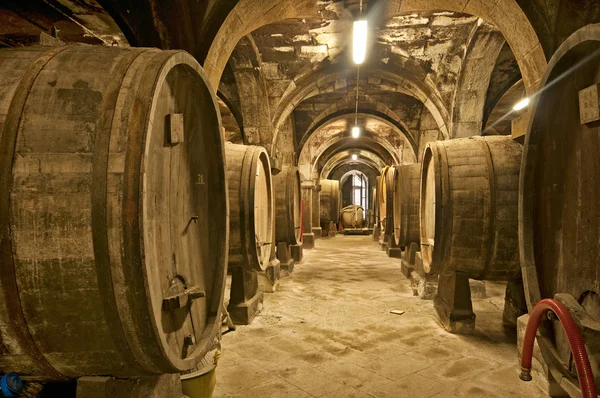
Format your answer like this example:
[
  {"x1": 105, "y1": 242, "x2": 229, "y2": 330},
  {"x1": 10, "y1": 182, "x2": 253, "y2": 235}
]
[
  {"x1": 401, "y1": 243, "x2": 438, "y2": 300},
  {"x1": 378, "y1": 233, "x2": 391, "y2": 251},
  {"x1": 327, "y1": 221, "x2": 337, "y2": 237},
  {"x1": 227, "y1": 267, "x2": 263, "y2": 325},
  {"x1": 259, "y1": 257, "x2": 281, "y2": 293},
  {"x1": 276, "y1": 242, "x2": 295, "y2": 273},
  {"x1": 76, "y1": 374, "x2": 183, "y2": 398},
  {"x1": 372, "y1": 224, "x2": 381, "y2": 242},
  {"x1": 468, "y1": 280, "x2": 487, "y2": 299},
  {"x1": 434, "y1": 272, "x2": 476, "y2": 334},
  {"x1": 290, "y1": 242, "x2": 303, "y2": 264},
  {"x1": 501, "y1": 277, "x2": 528, "y2": 328},
  {"x1": 386, "y1": 239, "x2": 402, "y2": 258}
]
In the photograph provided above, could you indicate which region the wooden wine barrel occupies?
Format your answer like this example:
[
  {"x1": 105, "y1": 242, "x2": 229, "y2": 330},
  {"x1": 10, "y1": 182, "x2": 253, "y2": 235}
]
[
  {"x1": 319, "y1": 179, "x2": 340, "y2": 225},
  {"x1": 420, "y1": 136, "x2": 521, "y2": 280},
  {"x1": 372, "y1": 177, "x2": 381, "y2": 241},
  {"x1": 341, "y1": 205, "x2": 364, "y2": 228},
  {"x1": 378, "y1": 168, "x2": 388, "y2": 229},
  {"x1": 225, "y1": 143, "x2": 273, "y2": 271},
  {"x1": 379, "y1": 166, "x2": 396, "y2": 236},
  {"x1": 520, "y1": 25, "x2": 600, "y2": 385},
  {"x1": 393, "y1": 164, "x2": 421, "y2": 247},
  {"x1": 0, "y1": 46, "x2": 228, "y2": 380},
  {"x1": 273, "y1": 166, "x2": 301, "y2": 245}
]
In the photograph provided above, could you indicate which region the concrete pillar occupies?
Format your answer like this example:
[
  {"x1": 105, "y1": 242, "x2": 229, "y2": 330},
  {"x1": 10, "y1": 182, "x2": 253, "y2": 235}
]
[
  {"x1": 311, "y1": 182, "x2": 322, "y2": 238},
  {"x1": 301, "y1": 180, "x2": 315, "y2": 249}
]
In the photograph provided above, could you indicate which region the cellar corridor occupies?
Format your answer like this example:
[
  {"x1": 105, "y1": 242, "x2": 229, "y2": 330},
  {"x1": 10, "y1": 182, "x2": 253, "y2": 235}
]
[
  {"x1": 1, "y1": 2, "x2": 599, "y2": 397},
  {"x1": 216, "y1": 236, "x2": 544, "y2": 398}
]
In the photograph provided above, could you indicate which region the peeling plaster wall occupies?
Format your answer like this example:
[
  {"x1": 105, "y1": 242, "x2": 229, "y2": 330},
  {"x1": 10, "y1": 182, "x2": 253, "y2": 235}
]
[
  {"x1": 251, "y1": 12, "x2": 351, "y2": 116},
  {"x1": 378, "y1": 11, "x2": 483, "y2": 109}
]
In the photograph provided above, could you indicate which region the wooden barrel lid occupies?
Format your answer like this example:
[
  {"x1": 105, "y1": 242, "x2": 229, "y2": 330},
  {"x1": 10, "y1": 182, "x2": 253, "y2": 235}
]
[
  {"x1": 520, "y1": 24, "x2": 600, "y2": 386},
  {"x1": 253, "y1": 150, "x2": 274, "y2": 270}
]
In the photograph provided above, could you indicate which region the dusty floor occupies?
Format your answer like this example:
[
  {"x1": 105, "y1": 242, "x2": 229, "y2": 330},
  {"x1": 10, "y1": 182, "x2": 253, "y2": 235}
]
[{"x1": 215, "y1": 235, "x2": 545, "y2": 397}]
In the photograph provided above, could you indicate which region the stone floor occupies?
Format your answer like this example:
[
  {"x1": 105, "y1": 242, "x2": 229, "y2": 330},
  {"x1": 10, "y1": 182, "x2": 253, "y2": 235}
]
[{"x1": 215, "y1": 235, "x2": 545, "y2": 398}]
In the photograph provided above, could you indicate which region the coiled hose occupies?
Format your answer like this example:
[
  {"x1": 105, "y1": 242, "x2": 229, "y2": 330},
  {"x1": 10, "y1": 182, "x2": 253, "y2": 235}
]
[{"x1": 520, "y1": 298, "x2": 597, "y2": 398}]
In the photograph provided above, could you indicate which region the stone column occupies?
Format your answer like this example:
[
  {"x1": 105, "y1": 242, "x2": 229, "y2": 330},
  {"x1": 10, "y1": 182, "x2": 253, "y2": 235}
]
[
  {"x1": 311, "y1": 182, "x2": 322, "y2": 238},
  {"x1": 301, "y1": 179, "x2": 315, "y2": 249}
]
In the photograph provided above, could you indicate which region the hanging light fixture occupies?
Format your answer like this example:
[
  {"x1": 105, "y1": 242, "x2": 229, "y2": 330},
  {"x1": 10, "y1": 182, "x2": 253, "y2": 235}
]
[
  {"x1": 351, "y1": 1, "x2": 364, "y2": 165},
  {"x1": 353, "y1": 20, "x2": 367, "y2": 65}
]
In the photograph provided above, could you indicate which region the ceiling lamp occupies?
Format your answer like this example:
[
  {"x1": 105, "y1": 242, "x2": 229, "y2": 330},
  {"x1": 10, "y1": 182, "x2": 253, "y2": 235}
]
[
  {"x1": 513, "y1": 98, "x2": 529, "y2": 111},
  {"x1": 353, "y1": 20, "x2": 367, "y2": 65},
  {"x1": 351, "y1": 126, "x2": 360, "y2": 138},
  {"x1": 351, "y1": 154, "x2": 358, "y2": 161}
]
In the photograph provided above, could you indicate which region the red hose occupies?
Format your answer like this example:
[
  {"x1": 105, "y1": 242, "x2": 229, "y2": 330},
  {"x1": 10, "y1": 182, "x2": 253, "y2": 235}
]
[{"x1": 520, "y1": 298, "x2": 597, "y2": 398}]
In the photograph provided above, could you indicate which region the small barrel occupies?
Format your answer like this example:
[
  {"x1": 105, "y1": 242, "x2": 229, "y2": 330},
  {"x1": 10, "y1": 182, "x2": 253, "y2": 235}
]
[
  {"x1": 420, "y1": 136, "x2": 522, "y2": 280},
  {"x1": 393, "y1": 164, "x2": 421, "y2": 247},
  {"x1": 341, "y1": 205, "x2": 364, "y2": 228},
  {"x1": 319, "y1": 179, "x2": 341, "y2": 226},
  {"x1": 273, "y1": 166, "x2": 302, "y2": 245},
  {"x1": 225, "y1": 143, "x2": 274, "y2": 271},
  {"x1": 0, "y1": 46, "x2": 228, "y2": 379},
  {"x1": 379, "y1": 166, "x2": 396, "y2": 236}
]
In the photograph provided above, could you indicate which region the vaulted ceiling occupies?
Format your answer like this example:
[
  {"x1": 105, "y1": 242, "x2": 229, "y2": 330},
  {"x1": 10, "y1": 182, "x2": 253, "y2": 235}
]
[{"x1": 218, "y1": 4, "x2": 524, "y2": 179}]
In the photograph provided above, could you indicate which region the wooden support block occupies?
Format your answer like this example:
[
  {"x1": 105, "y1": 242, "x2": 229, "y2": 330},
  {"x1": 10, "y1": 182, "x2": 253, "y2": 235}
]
[
  {"x1": 290, "y1": 243, "x2": 303, "y2": 263},
  {"x1": 259, "y1": 258, "x2": 281, "y2": 293},
  {"x1": 511, "y1": 110, "x2": 530, "y2": 142},
  {"x1": 434, "y1": 272, "x2": 475, "y2": 334},
  {"x1": 167, "y1": 113, "x2": 184, "y2": 145},
  {"x1": 578, "y1": 83, "x2": 600, "y2": 125},
  {"x1": 76, "y1": 374, "x2": 182, "y2": 398}
]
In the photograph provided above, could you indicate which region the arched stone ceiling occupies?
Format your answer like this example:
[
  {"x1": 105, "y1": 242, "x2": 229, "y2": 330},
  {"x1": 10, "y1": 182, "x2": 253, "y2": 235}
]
[
  {"x1": 307, "y1": 132, "x2": 415, "y2": 181},
  {"x1": 213, "y1": 0, "x2": 547, "y2": 172},
  {"x1": 298, "y1": 112, "x2": 416, "y2": 160},
  {"x1": 269, "y1": 62, "x2": 450, "y2": 152},
  {"x1": 321, "y1": 149, "x2": 385, "y2": 180},
  {"x1": 298, "y1": 116, "x2": 416, "y2": 179},
  {"x1": 295, "y1": 95, "x2": 424, "y2": 153},
  {"x1": 208, "y1": 0, "x2": 545, "y2": 96}
]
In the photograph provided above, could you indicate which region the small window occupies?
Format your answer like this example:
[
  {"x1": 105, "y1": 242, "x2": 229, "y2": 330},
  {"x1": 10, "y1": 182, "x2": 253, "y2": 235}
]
[{"x1": 350, "y1": 171, "x2": 368, "y2": 211}]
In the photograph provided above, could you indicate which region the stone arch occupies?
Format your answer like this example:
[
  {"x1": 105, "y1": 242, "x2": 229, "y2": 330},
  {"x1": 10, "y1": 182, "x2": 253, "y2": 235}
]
[
  {"x1": 205, "y1": 0, "x2": 546, "y2": 107},
  {"x1": 450, "y1": 22, "x2": 506, "y2": 138},
  {"x1": 298, "y1": 100, "x2": 418, "y2": 154},
  {"x1": 297, "y1": 122, "x2": 415, "y2": 180},
  {"x1": 383, "y1": 1, "x2": 546, "y2": 96},
  {"x1": 321, "y1": 150, "x2": 385, "y2": 180},
  {"x1": 204, "y1": 0, "x2": 321, "y2": 88},
  {"x1": 229, "y1": 35, "x2": 273, "y2": 147},
  {"x1": 270, "y1": 65, "x2": 450, "y2": 153},
  {"x1": 308, "y1": 135, "x2": 401, "y2": 180}
]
